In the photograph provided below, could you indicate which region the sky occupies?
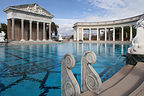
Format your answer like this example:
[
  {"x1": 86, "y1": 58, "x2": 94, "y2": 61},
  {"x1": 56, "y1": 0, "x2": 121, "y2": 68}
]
[{"x1": 0, "y1": 0, "x2": 144, "y2": 36}]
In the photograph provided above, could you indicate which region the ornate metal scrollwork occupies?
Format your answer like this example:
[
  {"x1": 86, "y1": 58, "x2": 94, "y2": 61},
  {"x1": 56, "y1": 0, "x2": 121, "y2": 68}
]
[
  {"x1": 61, "y1": 54, "x2": 80, "y2": 96},
  {"x1": 81, "y1": 51, "x2": 102, "y2": 94}
]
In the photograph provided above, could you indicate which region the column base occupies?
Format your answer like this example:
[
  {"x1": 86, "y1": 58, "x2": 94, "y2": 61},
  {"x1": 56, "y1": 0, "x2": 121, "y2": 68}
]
[
  {"x1": 29, "y1": 39, "x2": 33, "y2": 41},
  {"x1": 20, "y1": 39, "x2": 25, "y2": 42},
  {"x1": 36, "y1": 39, "x2": 41, "y2": 42},
  {"x1": 43, "y1": 39, "x2": 47, "y2": 41},
  {"x1": 48, "y1": 39, "x2": 52, "y2": 41}
]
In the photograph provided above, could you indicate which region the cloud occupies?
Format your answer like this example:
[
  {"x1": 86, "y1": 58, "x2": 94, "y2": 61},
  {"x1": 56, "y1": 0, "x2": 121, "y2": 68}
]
[
  {"x1": 54, "y1": 0, "x2": 144, "y2": 37},
  {"x1": 87, "y1": 0, "x2": 126, "y2": 9},
  {"x1": 53, "y1": 18, "x2": 81, "y2": 36},
  {"x1": 86, "y1": 0, "x2": 144, "y2": 17}
]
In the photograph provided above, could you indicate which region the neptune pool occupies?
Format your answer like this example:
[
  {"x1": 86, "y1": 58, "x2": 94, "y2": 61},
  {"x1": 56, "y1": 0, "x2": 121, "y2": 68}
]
[{"x1": 0, "y1": 43, "x2": 129, "y2": 96}]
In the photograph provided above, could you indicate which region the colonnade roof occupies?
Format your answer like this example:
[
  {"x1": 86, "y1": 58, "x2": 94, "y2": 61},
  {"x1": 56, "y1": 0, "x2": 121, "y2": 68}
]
[
  {"x1": 74, "y1": 14, "x2": 144, "y2": 27},
  {"x1": 3, "y1": 3, "x2": 54, "y2": 18}
]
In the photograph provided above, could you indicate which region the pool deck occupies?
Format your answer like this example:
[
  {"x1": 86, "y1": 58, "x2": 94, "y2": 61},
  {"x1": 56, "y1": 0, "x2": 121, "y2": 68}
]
[
  {"x1": 5, "y1": 40, "x2": 130, "y2": 46},
  {"x1": 81, "y1": 62, "x2": 144, "y2": 96},
  {"x1": 6, "y1": 41, "x2": 61, "y2": 46},
  {"x1": 82, "y1": 41, "x2": 130, "y2": 44}
]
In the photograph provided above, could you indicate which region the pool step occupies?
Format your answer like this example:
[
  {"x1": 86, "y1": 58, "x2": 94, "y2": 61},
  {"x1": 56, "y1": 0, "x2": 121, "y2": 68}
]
[{"x1": 99, "y1": 62, "x2": 144, "y2": 96}]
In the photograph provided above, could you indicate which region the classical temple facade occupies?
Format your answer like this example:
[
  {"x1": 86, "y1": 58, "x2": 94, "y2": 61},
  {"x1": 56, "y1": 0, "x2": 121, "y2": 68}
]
[
  {"x1": 73, "y1": 14, "x2": 144, "y2": 41},
  {"x1": 4, "y1": 3, "x2": 54, "y2": 41}
]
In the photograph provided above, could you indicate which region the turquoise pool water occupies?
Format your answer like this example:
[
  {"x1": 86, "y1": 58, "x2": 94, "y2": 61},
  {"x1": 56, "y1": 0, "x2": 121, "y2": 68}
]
[{"x1": 0, "y1": 43, "x2": 129, "y2": 96}]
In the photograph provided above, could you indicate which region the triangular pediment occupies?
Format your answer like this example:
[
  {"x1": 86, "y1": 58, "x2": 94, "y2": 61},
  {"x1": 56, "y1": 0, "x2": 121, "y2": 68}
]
[{"x1": 7, "y1": 3, "x2": 54, "y2": 17}]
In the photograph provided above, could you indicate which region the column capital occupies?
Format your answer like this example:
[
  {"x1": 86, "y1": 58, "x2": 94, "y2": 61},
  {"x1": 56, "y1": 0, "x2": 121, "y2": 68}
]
[
  {"x1": 21, "y1": 19, "x2": 24, "y2": 21},
  {"x1": 29, "y1": 20, "x2": 32, "y2": 23},
  {"x1": 121, "y1": 26, "x2": 124, "y2": 28}
]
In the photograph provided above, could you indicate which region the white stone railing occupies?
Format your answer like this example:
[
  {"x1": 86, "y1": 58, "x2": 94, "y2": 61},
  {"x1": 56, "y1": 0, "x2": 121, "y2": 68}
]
[{"x1": 61, "y1": 51, "x2": 102, "y2": 95}]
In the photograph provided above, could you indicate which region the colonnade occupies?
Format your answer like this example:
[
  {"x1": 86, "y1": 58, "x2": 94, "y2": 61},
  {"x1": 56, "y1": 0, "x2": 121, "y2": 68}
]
[
  {"x1": 75, "y1": 25, "x2": 134, "y2": 41},
  {"x1": 11, "y1": 18, "x2": 52, "y2": 41}
]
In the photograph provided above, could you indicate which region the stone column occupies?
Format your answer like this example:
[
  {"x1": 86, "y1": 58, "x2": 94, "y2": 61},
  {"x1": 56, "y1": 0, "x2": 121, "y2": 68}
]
[
  {"x1": 113, "y1": 27, "x2": 115, "y2": 41},
  {"x1": 12, "y1": 18, "x2": 15, "y2": 41},
  {"x1": 97, "y1": 28, "x2": 99, "y2": 41},
  {"x1": 74, "y1": 28, "x2": 77, "y2": 41},
  {"x1": 77, "y1": 27, "x2": 79, "y2": 41},
  {"x1": 121, "y1": 26, "x2": 124, "y2": 41},
  {"x1": 43, "y1": 22, "x2": 46, "y2": 41},
  {"x1": 105, "y1": 28, "x2": 107, "y2": 41},
  {"x1": 89, "y1": 28, "x2": 91, "y2": 41},
  {"x1": 37, "y1": 22, "x2": 40, "y2": 41},
  {"x1": 48, "y1": 23, "x2": 52, "y2": 41},
  {"x1": 130, "y1": 25, "x2": 133, "y2": 41},
  {"x1": 29, "y1": 20, "x2": 33, "y2": 41},
  {"x1": 20, "y1": 19, "x2": 25, "y2": 41},
  {"x1": 82, "y1": 28, "x2": 84, "y2": 40}
]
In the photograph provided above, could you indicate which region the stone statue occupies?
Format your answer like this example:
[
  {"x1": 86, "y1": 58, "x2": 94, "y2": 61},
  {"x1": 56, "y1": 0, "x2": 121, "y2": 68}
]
[
  {"x1": 81, "y1": 51, "x2": 102, "y2": 94},
  {"x1": 0, "y1": 31, "x2": 6, "y2": 42},
  {"x1": 58, "y1": 34, "x2": 63, "y2": 41},
  {"x1": 61, "y1": 54, "x2": 80, "y2": 96},
  {"x1": 128, "y1": 16, "x2": 144, "y2": 54}
]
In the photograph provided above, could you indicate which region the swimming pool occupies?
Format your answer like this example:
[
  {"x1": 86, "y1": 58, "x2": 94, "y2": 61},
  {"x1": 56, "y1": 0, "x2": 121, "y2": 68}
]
[{"x1": 0, "y1": 43, "x2": 129, "y2": 96}]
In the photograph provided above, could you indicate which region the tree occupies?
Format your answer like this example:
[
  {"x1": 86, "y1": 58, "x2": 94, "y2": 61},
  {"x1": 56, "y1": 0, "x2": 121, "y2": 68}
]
[
  {"x1": 51, "y1": 22, "x2": 59, "y2": 36},
  {"x1": 0, "y1": 23, "x2": 7, "y2": 32}
]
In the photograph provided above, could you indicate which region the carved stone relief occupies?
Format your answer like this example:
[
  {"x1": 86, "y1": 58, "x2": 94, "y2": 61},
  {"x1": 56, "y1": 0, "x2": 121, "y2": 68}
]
[
  {"x1": 61, "y1": 54, "x2": 80, "y2": 96},
  {"x1": 81, "y1": 51, "x2": 102, "y2": 94}
]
